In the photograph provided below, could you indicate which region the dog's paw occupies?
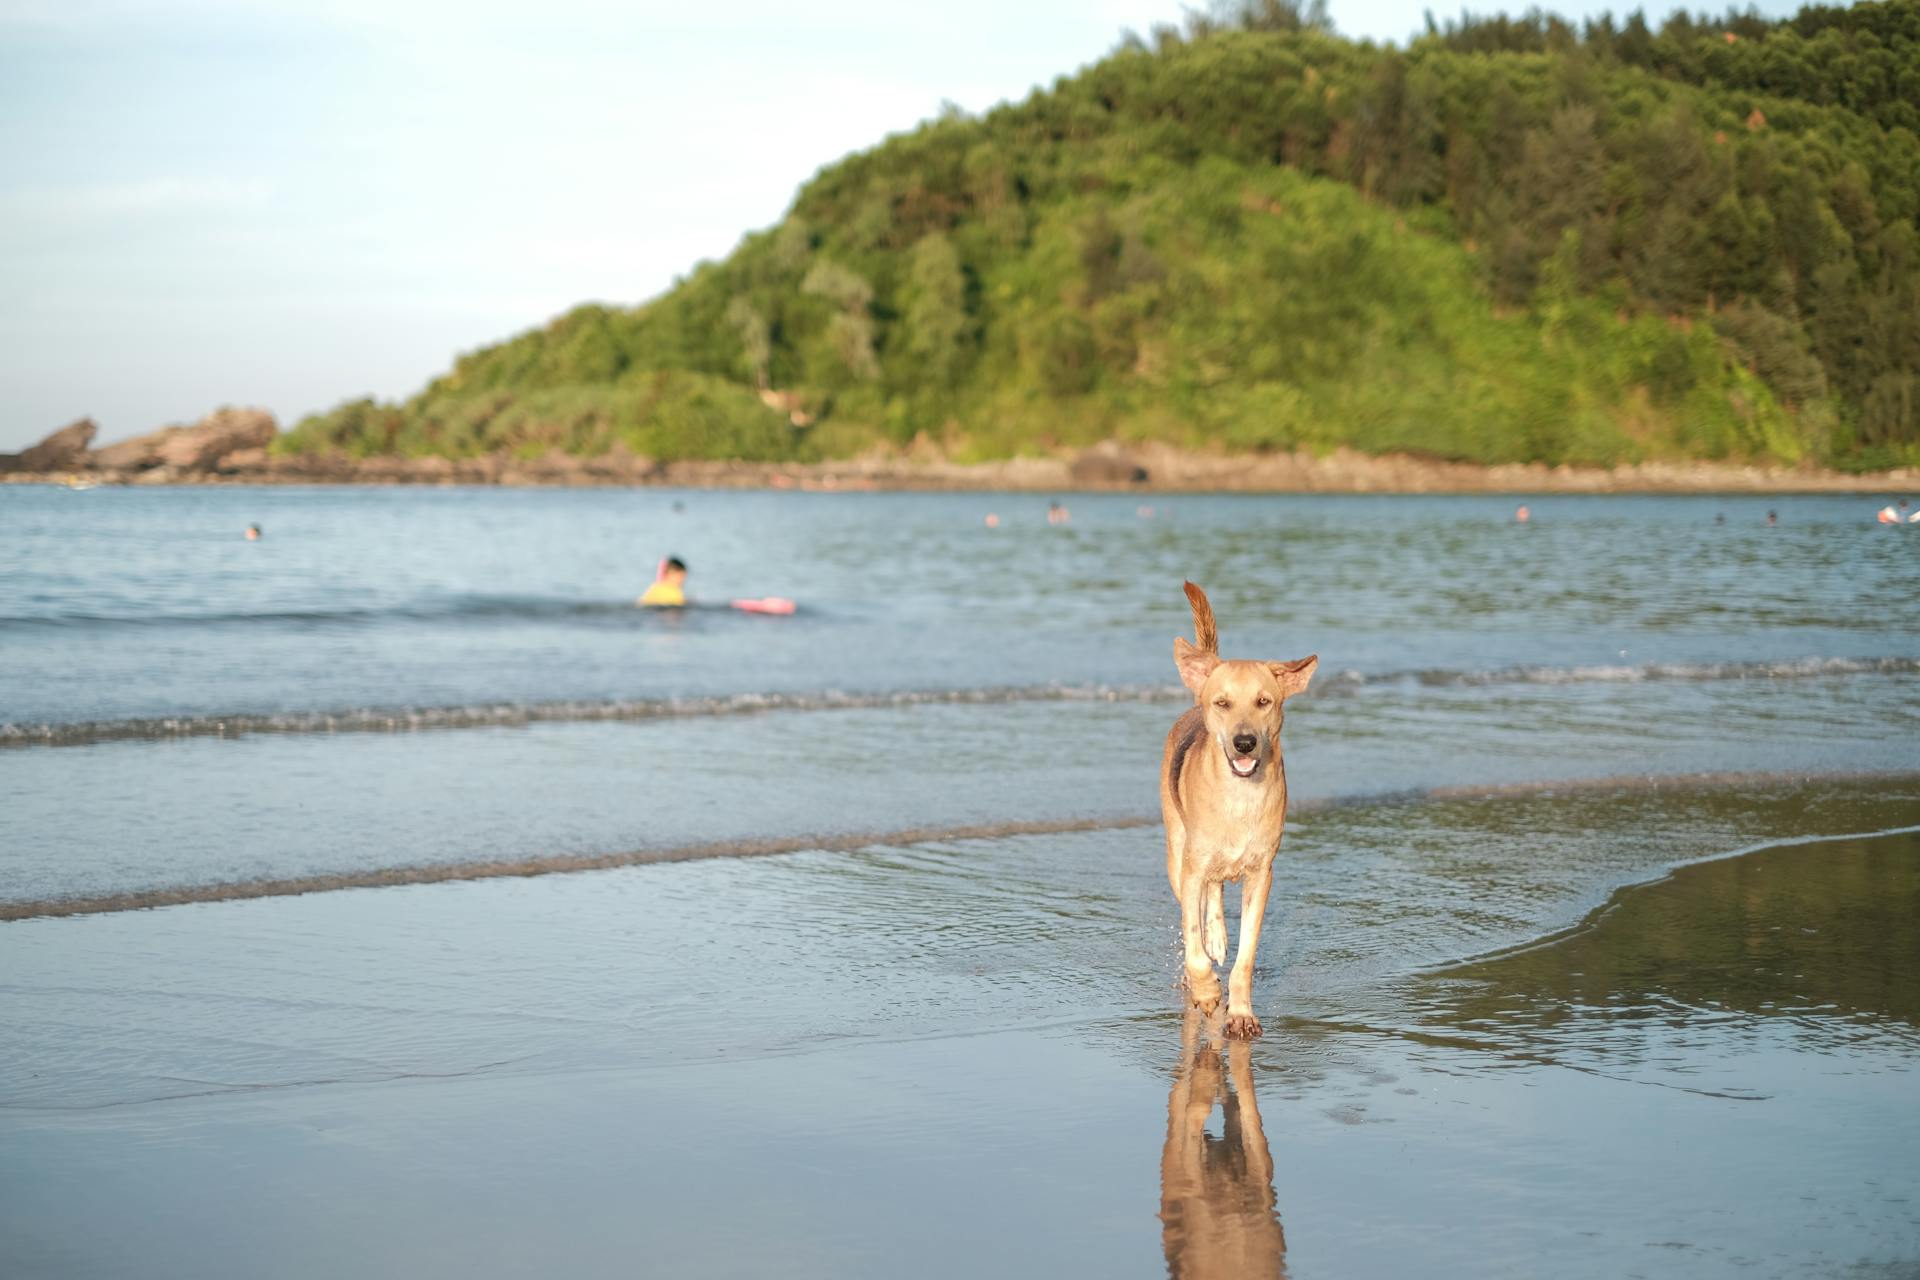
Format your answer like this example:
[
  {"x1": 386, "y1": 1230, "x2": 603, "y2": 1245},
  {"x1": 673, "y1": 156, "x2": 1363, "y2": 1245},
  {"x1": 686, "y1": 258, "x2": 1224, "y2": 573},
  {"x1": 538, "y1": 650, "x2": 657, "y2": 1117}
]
[
  {"x1": 1186, "y1": 972, "x2": 1222, "y2": 1015},
  {"x1": 1190, "y1": 991, "x2": 1222, "y2": 1016},
  {"x1": 1223, "y1": 1012, "x2": 1263, "y2": 1039}
]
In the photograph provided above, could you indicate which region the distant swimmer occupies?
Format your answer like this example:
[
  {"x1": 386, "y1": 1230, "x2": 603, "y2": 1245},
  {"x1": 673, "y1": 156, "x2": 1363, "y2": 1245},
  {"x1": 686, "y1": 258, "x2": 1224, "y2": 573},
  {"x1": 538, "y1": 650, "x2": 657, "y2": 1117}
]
[
  {"x1": 1047, "y1": 501, "x2": 1070, "y2": 526},
  {"x1": 638, "y1": 556, "x2": 688, "y2": 607},
  {"x1": 1514, "y1": 505, "x2": 1530, "y2": 524},
  {"x1": 1767, "y1": 510, "x2": 1778, "y2": 526},
  {"x1": 984, "y1": 513, "x2": 1000, "y2": 528},
  {"x1": 245, "y1": 524, "x2": 262, "y2": 540},
  {"x1": 1878, "y1": 505, "x2": 1900, "y2": 524}
]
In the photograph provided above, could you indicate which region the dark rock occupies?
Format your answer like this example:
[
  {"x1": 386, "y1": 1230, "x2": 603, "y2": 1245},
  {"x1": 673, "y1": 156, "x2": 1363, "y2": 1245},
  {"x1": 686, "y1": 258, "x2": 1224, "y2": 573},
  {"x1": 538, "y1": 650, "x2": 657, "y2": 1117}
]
[
  {"x1": 1070, "y1": 442, "x2": 1150, "y2": 485},
  {"x1": 0, "y1": 418, "x2": 97, "y2": 473},
  {"x1": 88, "y1": 434, "x2": 163, "y2": 471},
  {"x1": 92, "y1": 407, "x2": 278, "y2": 473},
  {"x1": 154, "y1": 407, "x2": 277, "y2": 470}
]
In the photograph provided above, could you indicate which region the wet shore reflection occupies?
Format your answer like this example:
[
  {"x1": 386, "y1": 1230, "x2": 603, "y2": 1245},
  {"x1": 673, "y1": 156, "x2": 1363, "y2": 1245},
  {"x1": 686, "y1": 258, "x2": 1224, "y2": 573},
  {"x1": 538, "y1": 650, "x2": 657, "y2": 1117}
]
[{"x1": 1160, "y1": 1011, "x2": 1286, "y2": 1279}]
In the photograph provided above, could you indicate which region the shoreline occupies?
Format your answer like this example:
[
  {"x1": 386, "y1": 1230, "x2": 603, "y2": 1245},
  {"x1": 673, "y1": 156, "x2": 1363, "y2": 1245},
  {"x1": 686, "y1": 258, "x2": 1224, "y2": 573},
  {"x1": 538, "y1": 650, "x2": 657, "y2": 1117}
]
[
  {"x1": 10, "y1": 768, "x2": 1915, "y2": 921},
  {"x1": 7, "y1": 439, "x2": 1916, "y2": 494}
]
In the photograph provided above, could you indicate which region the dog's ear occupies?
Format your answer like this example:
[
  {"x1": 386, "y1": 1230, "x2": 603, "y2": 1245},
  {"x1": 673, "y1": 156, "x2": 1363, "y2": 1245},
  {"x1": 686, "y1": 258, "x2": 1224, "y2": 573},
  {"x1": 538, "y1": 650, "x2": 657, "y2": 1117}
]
[
  {"x1": 1268, "y1": 654, "x2": 1318, "y2": 698},
  {"x1": 1175, "y1": 636, "x2": 1219, "y2": 695}
]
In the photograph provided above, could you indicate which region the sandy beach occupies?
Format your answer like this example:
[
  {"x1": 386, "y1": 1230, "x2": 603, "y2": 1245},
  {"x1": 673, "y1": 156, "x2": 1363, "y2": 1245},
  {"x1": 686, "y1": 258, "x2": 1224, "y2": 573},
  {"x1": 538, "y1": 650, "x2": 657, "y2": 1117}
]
[
  {"x1": 5, "y1": 785, "x2": 1917, "y2": 1279},
  {"x1": 10, "y1": 3, "x2": 1920, "y2": 1273},
  {"x1": 5, "y1": 486, "x2": 1917, "y2": 1277}
]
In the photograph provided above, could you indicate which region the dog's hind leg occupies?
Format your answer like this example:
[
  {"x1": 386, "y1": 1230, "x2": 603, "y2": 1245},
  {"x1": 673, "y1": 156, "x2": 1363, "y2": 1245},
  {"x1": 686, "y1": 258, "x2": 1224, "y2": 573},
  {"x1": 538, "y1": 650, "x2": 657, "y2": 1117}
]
[
  {"x1": 1164, "y1": 821, "x2": 1186, "y2": 903},
  {"x1": 1204, "y1": 882, "x2": 1227, "y2": 965}
]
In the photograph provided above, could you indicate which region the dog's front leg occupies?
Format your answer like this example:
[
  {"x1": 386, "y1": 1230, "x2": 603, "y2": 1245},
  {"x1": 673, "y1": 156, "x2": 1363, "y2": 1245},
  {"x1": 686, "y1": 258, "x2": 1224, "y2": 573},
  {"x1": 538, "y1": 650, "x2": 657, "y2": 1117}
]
[
  {"x1": 1224, "y1": 862, "x2": 1274, "y2": 1037},
  {"x1": 1180, "y1": 868, "x2": 1223, "y2": 1014}
]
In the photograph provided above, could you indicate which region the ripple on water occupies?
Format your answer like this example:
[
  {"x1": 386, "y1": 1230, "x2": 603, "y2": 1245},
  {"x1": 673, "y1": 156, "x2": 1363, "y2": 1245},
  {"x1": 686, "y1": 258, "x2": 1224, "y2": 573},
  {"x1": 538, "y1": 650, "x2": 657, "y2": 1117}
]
[{"x1": 6, "y1": 776, "x2": 1918, "y2": 1114}]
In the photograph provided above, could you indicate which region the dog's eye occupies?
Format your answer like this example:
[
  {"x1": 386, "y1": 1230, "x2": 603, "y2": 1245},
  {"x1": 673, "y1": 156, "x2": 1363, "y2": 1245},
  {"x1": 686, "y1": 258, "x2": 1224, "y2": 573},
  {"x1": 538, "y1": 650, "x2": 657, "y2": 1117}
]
[
  {"x1": 1213, "y1": 698, "x2": 1230, "y2": 709},
  {"x1": 1256, "y1": 694, "x2": 1272, "y2": 708}
]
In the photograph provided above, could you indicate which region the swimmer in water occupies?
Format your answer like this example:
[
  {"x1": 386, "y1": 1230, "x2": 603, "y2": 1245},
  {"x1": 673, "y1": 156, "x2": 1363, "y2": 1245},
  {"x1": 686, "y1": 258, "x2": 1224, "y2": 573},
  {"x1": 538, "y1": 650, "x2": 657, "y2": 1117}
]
[
  {"x1": 245, "y1": 524, "x2": 262, "y2": 540},
  {"x1": 638, "y1": 556, "x2": 688, "y2": 607}
]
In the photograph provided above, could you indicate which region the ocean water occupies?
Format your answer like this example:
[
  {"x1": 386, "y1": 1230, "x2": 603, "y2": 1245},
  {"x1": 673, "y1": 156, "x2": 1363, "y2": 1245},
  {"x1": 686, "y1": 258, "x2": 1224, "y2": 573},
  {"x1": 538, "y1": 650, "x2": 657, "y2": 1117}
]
[{"x1": 2, "y1": 484, "x2": 1918, "y2": 1278}]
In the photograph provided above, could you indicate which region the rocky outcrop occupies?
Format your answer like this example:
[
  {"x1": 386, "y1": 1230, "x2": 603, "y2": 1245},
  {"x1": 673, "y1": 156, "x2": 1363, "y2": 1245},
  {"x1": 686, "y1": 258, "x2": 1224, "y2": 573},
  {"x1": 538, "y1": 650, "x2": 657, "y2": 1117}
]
[
  {"x1": 160, "y1": 407, "x2": 277, "y2": 470},
  {"x1": 89, "y1": 407, "x2": 277, "y2": 474},
  {"x1": 87, "y1": 435, "x2": 162, "y2": 471},
  {"x1": 6, "y1": 417, "x2": 1915, "y2": 492},
  {"x1": 0, "y1": 418, "x2": 97, "y2": 473},
  {"x1": 1069, "y1": 441, "x2": 1151, "y2": 485}
]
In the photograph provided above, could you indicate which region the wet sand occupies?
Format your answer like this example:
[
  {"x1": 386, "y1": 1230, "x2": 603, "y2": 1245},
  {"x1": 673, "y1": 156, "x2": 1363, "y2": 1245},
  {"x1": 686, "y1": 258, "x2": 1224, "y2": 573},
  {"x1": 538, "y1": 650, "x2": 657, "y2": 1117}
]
[{"x1": 4, "y1": 786, "x2": 1917, "y2": 1278}]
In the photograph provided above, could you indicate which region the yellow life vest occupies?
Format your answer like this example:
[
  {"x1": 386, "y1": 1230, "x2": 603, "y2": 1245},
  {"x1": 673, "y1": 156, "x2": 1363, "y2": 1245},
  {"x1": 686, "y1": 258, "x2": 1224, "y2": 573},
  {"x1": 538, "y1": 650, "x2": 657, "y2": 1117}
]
[{"x1": 638, "y1": 580, "x2": 686, "y2": 607}]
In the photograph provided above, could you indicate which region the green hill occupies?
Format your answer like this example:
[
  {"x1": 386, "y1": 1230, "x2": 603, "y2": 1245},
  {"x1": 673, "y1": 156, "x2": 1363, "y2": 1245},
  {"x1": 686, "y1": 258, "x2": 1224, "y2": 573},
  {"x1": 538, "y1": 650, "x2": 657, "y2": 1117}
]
[{"x1": 281, "y1": 1, "x2": 1920, "y2": 472}]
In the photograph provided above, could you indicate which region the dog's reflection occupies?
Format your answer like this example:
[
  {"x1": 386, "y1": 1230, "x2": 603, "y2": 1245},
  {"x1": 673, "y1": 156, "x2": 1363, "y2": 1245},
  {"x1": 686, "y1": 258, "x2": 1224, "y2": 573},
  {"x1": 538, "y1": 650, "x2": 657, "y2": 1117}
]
[{"x1": 1159, "y1": 1010, "x2": 1287, "y2": 1279}]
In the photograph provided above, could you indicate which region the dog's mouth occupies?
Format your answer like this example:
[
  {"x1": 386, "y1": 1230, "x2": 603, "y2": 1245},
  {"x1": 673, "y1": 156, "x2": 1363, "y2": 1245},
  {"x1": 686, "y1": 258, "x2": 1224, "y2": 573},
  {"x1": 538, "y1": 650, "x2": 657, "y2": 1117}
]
[{"x1": 1228, "y1": 751, "x2": 1259, "y2": 778}]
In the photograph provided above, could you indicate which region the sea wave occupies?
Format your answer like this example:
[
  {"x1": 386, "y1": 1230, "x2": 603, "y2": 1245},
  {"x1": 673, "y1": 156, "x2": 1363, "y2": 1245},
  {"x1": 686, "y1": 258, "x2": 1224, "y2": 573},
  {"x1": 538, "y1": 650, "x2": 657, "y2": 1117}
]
[
  {"x1": 0, "y1": 684, "x2": 1187, "y2": 748},
  {"x1": 0, "y1": 594, "x2": 744, "y2": 631},
  {"x1": 4, "y1": 654, "x2": 1913, "y2": 748},
  {"x1": 1387, "y1": 654, "x2": 1920, "y2": 688},
  {"x1": 8, "y1": 769, "x2": 1916, "y2": 921}
]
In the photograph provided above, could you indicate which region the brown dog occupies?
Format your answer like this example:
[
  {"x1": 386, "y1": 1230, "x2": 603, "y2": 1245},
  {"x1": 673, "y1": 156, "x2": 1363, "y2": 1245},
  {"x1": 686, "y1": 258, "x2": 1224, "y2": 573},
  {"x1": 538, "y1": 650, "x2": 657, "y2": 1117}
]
[{"x1": 1160, "y1": 582, "x2": 1316, "y2": 1038}]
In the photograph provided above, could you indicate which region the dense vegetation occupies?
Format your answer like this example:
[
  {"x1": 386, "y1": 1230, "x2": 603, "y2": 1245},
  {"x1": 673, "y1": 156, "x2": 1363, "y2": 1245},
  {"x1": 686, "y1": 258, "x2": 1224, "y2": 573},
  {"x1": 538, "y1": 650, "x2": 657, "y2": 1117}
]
[{"x1": 282, "y1": 0, "x2": 1920, "y2": 470}]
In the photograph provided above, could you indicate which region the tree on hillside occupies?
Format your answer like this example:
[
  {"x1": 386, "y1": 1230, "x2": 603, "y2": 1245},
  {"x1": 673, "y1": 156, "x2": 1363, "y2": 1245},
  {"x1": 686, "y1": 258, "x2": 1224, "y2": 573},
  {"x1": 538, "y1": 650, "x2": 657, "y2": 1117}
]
[
  {"x1": 801, "y1": 261, "x2": 881, "y2": 381},
  {"x1": 725, "y1": 297, "x2": 772, "y2": 390},
  {"x1": 897, "y1": 232, "x2": 972, "y2": 396}
]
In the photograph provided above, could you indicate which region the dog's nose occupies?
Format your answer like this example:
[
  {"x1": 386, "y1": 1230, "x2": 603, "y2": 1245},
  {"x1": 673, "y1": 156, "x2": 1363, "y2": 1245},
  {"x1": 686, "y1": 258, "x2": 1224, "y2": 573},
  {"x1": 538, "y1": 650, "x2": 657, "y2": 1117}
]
[{"x1": 1232, "y1": 733, "x2": 1258, "y2": 755}]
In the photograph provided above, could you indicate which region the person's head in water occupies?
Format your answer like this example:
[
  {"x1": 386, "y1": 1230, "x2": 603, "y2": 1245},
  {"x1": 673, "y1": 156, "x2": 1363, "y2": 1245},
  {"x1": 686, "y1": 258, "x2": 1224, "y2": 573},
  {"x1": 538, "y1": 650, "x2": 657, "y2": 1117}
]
[
  {"x1": 245, "y1": 524, "x2": 262, "y2": 541},
  {"x1": 639, "y1": 556, "x2": 689, "y2": 607}
]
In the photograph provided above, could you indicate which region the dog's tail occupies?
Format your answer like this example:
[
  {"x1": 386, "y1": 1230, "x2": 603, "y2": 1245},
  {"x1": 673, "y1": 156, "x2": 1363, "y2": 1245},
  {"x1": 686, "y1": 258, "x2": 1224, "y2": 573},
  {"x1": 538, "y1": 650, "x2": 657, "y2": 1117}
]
[{"x1": 1182, "y1": 580, "x2": 1218, "y2": 655}]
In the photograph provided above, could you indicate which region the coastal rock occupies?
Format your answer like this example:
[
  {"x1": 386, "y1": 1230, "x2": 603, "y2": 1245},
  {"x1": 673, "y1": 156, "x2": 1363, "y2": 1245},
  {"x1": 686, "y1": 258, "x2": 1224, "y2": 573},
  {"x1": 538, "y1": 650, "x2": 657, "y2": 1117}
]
[
  {"x1": 0, "y1": 418, "x2": 97, "y2": 473},
  {"x1": 92, "y1": 407, "x2": 278, "y2": 473},
  {"x1": 217, "y1": 446, "x2": 271, "y2": 473},
  {"x1": 154, "y1": 407, "x2": 277, "y2": 470},
  {"x1": 502, "y1": 451, "x2": 595, "y2": 485},
  {"x1": 1069, "y1": 442, "x2": 1150, "y2": 485},
  {"x1": 249, "y1": 450, "x2": 338, "y2": 480},
  {"x1": 583, "y1": 444, "x2": 660, "y2": 480},
  {"x1": 88, "y1": 434, "x2": 163, "y2": 471}
]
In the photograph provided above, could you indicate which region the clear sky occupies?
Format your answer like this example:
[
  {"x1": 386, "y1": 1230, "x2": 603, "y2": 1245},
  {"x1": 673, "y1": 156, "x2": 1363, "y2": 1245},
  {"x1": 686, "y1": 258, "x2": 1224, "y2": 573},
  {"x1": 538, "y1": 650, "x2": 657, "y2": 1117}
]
[{"x1": 0, "y1": 0, "x2": 1803, "y2": 450}]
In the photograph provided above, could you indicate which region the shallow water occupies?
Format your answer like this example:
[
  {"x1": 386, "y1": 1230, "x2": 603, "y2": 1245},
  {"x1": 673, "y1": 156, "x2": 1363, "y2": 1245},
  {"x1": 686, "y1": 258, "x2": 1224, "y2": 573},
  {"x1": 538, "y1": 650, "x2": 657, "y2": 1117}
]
[
  {"x1": 2, "y1": 486, "x2": 1916, "y2": 1276},
  {"x1": 2, "y1": 795, "x2": 1915, "y2": 1277}
]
